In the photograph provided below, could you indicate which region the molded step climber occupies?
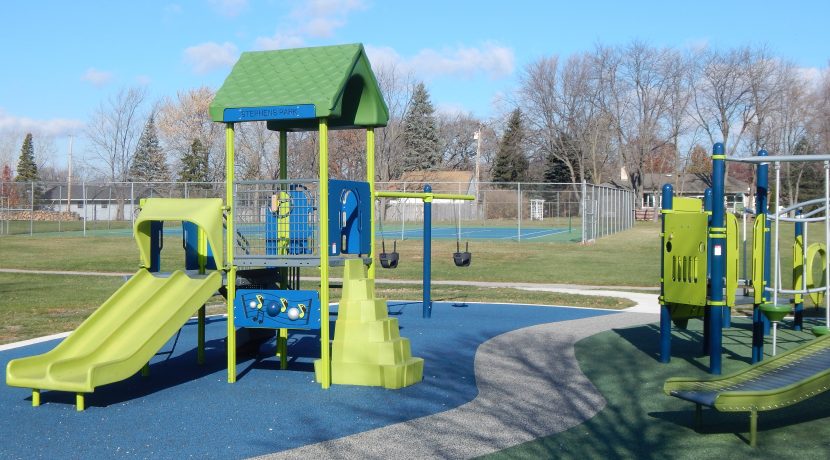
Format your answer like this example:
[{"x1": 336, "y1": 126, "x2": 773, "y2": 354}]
[{"x1": 315, "y1": 259, "x2": 423, "y2": 388}]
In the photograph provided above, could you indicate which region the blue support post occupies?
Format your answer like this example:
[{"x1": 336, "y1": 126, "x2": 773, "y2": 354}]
[
  {"x1": 753, "y1": 149, "x2": 770, "y2": 363},
  {"x1": 149, "y1": 221, "x2": 162, "y2": 273},
  {"x1": 794, "y1": 208, "x2": 804, "y2": 331},
  {"x1": 660, "y1": 184, "x2": 674, "y2": 363},
  {"x1": 709, "y1": 143, "x2": 726, "y2": 375},
  {"x1": 703, "y1": 188, "x2": 712, "y2": 355},
  {"x1": 423, "y1": 184, "x2": 433, "y2": 319}
]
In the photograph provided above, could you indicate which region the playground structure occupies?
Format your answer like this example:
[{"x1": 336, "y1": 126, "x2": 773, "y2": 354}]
[
  {"x1": 6, "y1": 44, "x2": 474, "y2": 410},
  {"x1": 661, "y1": 143, "x2": 830, "y2": 445}
]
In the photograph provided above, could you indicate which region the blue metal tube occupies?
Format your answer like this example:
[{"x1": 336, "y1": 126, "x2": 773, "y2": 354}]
[
  {"x1": 660, "y1": 183, "x2": 673, "y2": 363},
  {"x1": 423, "y1": 184, "x2": 433, "y2": 318},
  {"x1": 753, "y1": 149, "x2": 770, "y2": 362},
  {"x1": 709, "y1": 143, "x2": 726, "y2": 375}
]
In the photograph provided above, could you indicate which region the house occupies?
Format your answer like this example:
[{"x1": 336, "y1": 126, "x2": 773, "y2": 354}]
[
  {"x1": 640, "y1": 173, "x2": 753, "y2": 212},
  {"x1": 38, "y1": 183, "x2": 219, "y2": 221}
]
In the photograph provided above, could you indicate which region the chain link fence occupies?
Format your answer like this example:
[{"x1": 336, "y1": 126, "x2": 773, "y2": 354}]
[{"x1": 0, "y1": 180, "x2": 634, "y2": 243}]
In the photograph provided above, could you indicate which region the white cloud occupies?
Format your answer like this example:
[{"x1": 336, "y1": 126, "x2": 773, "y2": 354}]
[
  {"x1": 183, "y1": 41, "x2": 239, "y2": 74},
  {"x1": 0, "y1": 108, "x2": 84, "y2": 137},
  {"x1": 254, "y1": 33, "x2": 305, "y2": 51},
  {"x1": 366, "y1": 42, "x2": 515, "y2": 80},
  {"x1": 209, "y1": 0, "x2": 248, "y2": 18},
  {"x1": 255, "y1": 0, "x2": 365, "y2": 50},
  {"x1": 81, "y1": 68, "x2": 114, "y2": 87}
]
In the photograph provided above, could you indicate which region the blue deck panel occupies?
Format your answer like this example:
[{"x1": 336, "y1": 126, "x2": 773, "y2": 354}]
[{"x1": 0, "y1": 302, "x2": 614, "y2": 459}]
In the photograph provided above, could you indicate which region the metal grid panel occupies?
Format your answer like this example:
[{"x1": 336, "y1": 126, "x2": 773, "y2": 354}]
[{"x1": 233, "y1": 180, "x2": 319, "y2": 265}]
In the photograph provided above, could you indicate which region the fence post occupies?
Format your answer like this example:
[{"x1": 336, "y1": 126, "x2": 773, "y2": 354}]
[
  {"x1": 58, "y1": 185, "x2": 62, "y2": 233},
  {"x1": 29, "y1": 181, "x2": 34, "y2": 236},
  {"x1": 517, "y1": 182, "x2": 522, "y2": 242},
  {"x1": 581, "y1": 181, "x2": 586, "y2": 243},
  {"x1": 82, "y1": 182, "x2": 87, "y2": 237}
]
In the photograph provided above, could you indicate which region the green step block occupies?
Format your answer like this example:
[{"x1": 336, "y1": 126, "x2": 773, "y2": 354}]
[{"x1": 318, "y1": 259, "x2": 424, "y2": 389}]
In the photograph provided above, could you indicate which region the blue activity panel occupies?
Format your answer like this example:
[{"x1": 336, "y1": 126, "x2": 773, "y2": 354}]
[
  {"x1": 233, "y1": 289, "x2": 321, "y2": 330},
  {"x1": 328, "y1": 180, "x2": 371, "y2": 255}
]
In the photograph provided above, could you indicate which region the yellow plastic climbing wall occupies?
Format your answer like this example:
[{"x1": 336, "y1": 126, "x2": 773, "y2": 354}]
[{"x1": 315, "y1": 259, "x2": 423, "y2": 388}]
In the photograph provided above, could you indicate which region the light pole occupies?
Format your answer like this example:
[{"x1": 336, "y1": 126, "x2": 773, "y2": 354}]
[
  {"x1": 67, "y1": 135, "x2": 73, "y2": 212},
  {"x1": 474, "y1": 127, "x2": 482, "y2": 216}
]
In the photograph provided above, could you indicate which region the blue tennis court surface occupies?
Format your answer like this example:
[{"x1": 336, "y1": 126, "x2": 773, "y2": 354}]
[
  {"x1": 378, "y1": 226, "x2": 571, "y2": 240},
  {"x1": 0, "y1": 302, "x2": 614, "y2": 459}
]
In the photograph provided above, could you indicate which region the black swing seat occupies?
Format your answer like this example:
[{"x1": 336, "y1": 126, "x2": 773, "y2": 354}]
[
  {"x1": 453, "y1": 241, "x2": 471, "y2": 267},
  {"x1": 379, "y1": 241, "x2": 399, "y2": 269}
]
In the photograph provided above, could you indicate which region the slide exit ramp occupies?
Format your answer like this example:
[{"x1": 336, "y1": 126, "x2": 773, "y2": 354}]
[
  {"x1": 6, "y1": 269, "x2": 221, "y2": 408},
  {"x1": 664, "y1": 334, "x2": 830, "y2": 446}
]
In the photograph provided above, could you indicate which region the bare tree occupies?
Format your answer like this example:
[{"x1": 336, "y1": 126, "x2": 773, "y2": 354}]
[
  {"x1": 437, "y1": 112, "x2": 480, "y2": 170},
  {"x1": 373, "y1": 62, "x2": 415, "y2": 182},
  {"x1": 156, "y1": 87, "x2": 224, "y2": 182},
  {"x1": 85, "y1": 86, "x2": 148, "y2": 181},
  {"x1": 688, "y1": 47, "x2": 754, "y2": 156}
]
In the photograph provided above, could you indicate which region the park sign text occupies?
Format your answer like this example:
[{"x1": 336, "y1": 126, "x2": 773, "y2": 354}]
[{"x1": 223, "y1": 104, "x2": 316, "y2": 122}]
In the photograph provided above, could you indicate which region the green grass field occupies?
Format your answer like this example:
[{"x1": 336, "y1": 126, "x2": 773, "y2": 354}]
[{"x1": 0, "y1": 222, "x2": 656, "y2": 343}]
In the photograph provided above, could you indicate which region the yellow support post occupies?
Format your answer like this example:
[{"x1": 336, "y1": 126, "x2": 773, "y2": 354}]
[
  {"x1": 76, "y1": 393, "x2": 85, "y2": 411},
  {"x1": 318, "y1": 118, "x2": 331, "y2": 389},
  {"x1": 198, "y1": 227, "x2": 207, "y2": 365},
  {"x1": 225, "y1": 123, "x2": 237, "y2": 383},
  {"x1": 32, "y1": 389, "x2": 40, "y2": 407},
  {"x1": 278, "y1": 328, "x2": 288, "y2": 370},
  {"x1": 367, "y1": 128, "x2": 376, "y2": 281},
  {"x1": 278, "y1": 130, "x2": 289, "y2": 361}
]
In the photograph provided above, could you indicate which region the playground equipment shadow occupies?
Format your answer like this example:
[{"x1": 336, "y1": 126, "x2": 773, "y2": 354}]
[
  {"x1": 487, "y1": 316, "x2": 830, "y2": 458},
  {"x1": 0, "y1": 301, "x2": 613, "y2": 459}
]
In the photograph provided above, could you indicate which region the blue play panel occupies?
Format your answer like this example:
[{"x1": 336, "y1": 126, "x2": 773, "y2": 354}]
[
  {"x1": 0, "y1": 302, "x2": 614, "y2": 459},
  {"x1": 378, "y1": 226, "x2": 570, "y2": 240}
]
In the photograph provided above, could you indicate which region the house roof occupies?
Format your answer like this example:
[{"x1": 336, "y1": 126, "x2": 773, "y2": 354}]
[
  {"x1": 386, "y1": 170, "x2": 474, "y2": 194},
  {"x1": 642, "y1": 173, "x2": 751, "y2": 194},
  {"x1": 209, "y1": 43, "x2": 388, "y2": 131}
]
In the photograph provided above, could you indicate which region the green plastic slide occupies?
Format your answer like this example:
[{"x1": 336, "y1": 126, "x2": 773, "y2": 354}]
[
  {"x1": 6, "y1": 269, "x2": 221, "y2": 394},
  {"x1": 664, "y1": 334, "x2": 830, "y2": 446}
]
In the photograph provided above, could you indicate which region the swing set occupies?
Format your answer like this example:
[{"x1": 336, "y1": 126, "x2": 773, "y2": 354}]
[{"x1": 376, "y1": 184, "x2": 475, "y2": 317}]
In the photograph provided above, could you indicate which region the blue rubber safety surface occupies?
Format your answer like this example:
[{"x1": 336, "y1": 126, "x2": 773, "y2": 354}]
[
  {"x1": 378, "y1": 226, "x2": 571, "y2": 240},
  {"x1": 0, "y1": 302, "x2": 615, "y2": 459}
]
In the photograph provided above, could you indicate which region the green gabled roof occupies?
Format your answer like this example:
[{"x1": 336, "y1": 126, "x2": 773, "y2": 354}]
[{"x1": 209, "y1": 43, "x2": 388, "y2": 131}]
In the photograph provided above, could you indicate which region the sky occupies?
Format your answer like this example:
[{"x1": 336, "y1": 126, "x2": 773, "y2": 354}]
[{"x1": 1, "y1": 0, "x2": 829, "y2": 169}]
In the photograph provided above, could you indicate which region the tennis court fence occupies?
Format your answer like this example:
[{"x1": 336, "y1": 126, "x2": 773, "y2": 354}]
[{"x1": 0, "y1": 180, "x2": 633, "y2": 243}]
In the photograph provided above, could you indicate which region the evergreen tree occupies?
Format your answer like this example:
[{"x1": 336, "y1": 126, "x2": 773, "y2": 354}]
[
  {"x1": 129, "y1": 114, "x2": 169, "y2": 182},
  {"x1": 15, "y1": 133, "x2": 39, "y2": 182},
  {"x1": 180, "y1": 138, "x2": 210, "y2": 184},
  {"x1": 14, "y1": 133, "x2": 42, "y2": 207},
  {"x1": 401, "y1": 82, "x2": 441, "y2": 172},
  {"x1": 491, "y1": 109, "x2": 528, "y2": 183},
  {"x1": 544, "y1": 133, "x2": 583, "y2": 183}
]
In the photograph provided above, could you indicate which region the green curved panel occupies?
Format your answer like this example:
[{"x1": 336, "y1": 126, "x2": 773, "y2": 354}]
[
  {"x1": 134, "y1": 198, "x2": 224, "y2": 269},
  {"x1": 726, "y1": 213, "x2": 739, "y2": 307},
  {"x1": 752, "y1": 215, "x2": 766, "y2": 304}
]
